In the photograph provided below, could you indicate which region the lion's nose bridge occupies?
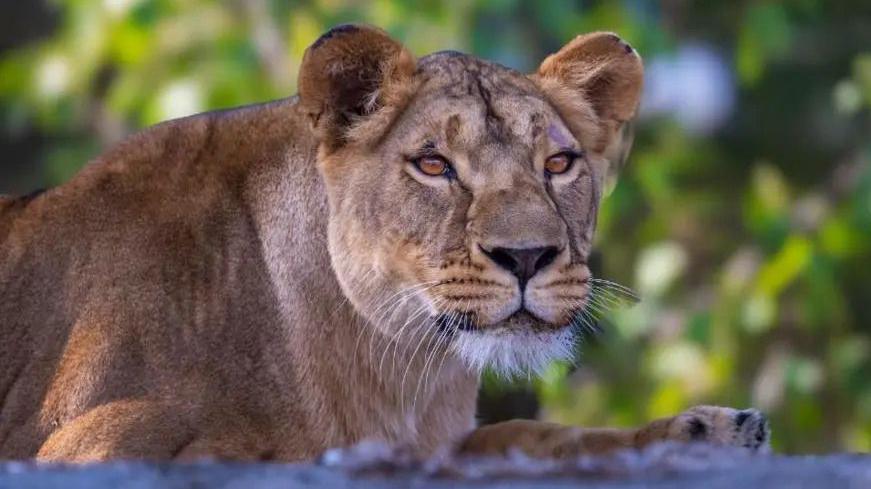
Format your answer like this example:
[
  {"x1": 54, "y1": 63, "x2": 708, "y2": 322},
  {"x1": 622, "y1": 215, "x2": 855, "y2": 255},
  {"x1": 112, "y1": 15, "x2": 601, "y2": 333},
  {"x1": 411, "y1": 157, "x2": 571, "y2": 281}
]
[{"x1": 470, "y1": 186, "x2": 566, "y2": 250}]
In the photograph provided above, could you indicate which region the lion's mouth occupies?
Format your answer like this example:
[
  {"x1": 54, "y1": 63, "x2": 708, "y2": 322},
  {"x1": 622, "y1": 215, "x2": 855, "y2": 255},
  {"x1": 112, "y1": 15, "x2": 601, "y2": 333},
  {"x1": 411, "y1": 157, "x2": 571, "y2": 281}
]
[
  {"x1": 444, "y1": 309, "x2": 578, "y2": 377},
  {"x1": 505, "y1": 308, "x2": 538, "y2": 323},
  {"x1": 436, "y1": 308, "x2": 564, "y2": 334}
]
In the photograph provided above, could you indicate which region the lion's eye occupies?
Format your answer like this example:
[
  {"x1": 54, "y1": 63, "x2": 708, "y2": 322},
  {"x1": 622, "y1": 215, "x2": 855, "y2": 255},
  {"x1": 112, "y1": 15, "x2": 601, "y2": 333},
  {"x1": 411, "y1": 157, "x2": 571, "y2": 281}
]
[
  {"x1": 414, "y1": 155, "x2": 452, "y2": 177},
  {"x1": 544, "y1": 152, "x2": 576, "y2": 175}
]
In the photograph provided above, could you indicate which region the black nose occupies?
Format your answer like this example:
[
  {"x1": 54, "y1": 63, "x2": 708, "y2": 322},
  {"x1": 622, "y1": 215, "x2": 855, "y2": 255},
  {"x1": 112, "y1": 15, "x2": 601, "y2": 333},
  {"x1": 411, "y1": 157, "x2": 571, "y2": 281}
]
[{"x1": 480, "y1": 246, "x2": 560, "y2": 288}]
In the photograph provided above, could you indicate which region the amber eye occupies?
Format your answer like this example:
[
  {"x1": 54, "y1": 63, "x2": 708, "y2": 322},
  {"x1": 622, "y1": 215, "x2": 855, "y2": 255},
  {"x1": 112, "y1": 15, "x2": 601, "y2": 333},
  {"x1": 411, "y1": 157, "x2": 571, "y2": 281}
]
[
  {"x1": 544, "y1": 152, "x2": 576, "y2": 175},
  {"x1": 414, "y1": 155, "x2": 452, "y2": 177}
]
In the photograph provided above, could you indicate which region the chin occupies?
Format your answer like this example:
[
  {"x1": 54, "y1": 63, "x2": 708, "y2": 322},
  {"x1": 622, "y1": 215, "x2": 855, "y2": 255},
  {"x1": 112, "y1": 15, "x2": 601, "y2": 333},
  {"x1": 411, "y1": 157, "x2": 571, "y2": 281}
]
[{"x1": 448, "y1": 311, "x2": 577, "y2": 378}]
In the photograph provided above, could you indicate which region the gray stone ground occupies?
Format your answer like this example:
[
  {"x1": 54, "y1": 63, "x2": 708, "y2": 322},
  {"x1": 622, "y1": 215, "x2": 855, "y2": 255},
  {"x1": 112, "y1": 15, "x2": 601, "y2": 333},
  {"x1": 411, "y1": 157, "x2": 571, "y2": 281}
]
[{"x1": 2, "y1": 442, "x2": 869, "y2": 488}]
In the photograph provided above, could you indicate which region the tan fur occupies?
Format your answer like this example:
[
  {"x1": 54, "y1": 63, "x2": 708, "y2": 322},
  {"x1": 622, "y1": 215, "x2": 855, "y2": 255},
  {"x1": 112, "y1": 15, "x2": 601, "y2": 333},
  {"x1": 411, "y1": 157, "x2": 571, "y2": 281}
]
[{"x1": 0, "y1": 25, "x2": 768, "y2": 462}]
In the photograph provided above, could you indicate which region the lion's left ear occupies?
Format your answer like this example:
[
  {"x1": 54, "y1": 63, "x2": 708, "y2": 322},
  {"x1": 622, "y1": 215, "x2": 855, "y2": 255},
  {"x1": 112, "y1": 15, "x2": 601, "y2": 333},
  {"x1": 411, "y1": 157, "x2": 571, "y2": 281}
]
[
  {"x1": 533, "y1": 32, "x2": 643, "y2": 158},
  {"x1": 298, "y1": 24, "x2": 416, "y2": 150}
]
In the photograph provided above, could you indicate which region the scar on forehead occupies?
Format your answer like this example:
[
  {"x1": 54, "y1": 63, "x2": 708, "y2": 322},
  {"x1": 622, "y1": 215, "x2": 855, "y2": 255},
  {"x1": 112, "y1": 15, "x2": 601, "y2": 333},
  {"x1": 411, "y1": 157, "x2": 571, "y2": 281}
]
[
  {"x1": 445, "y1": 114, "x2": 462, "y2": 146},
  {"x1": 529, "y1": 113, "x2": 544, "y2": 140},
  {"x1": 547, "y1": 123, "x2": 574, "y2": 148}
]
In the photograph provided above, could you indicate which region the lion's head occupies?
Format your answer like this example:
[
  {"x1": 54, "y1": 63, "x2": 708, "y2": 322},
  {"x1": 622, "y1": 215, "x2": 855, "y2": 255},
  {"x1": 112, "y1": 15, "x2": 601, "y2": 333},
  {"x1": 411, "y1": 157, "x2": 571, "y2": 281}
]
[{"x1": 298, "y1": 25, "x2": 643, "y2": 376}]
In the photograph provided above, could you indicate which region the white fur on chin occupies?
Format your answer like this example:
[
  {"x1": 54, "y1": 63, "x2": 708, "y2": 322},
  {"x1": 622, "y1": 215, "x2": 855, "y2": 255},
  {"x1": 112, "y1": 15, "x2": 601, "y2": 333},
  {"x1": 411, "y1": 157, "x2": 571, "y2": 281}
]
[{"x1": 449, "y1": 326, "x2": 576, "y2": 378}]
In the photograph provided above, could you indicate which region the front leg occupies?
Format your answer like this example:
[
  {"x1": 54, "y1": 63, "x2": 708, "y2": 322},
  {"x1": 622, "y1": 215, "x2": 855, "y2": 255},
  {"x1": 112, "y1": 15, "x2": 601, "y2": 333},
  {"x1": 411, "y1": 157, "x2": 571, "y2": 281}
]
[{"x1": 458, "y1": 405, "x2": 770, "y2": 458}]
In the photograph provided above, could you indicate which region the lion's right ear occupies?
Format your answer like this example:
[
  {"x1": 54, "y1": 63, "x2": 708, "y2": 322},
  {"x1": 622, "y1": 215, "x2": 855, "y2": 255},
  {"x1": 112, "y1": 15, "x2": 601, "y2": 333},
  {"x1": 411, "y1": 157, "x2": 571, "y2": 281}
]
[{"x1": 298, "y1": 24, "x2": 416, "y2": 151}]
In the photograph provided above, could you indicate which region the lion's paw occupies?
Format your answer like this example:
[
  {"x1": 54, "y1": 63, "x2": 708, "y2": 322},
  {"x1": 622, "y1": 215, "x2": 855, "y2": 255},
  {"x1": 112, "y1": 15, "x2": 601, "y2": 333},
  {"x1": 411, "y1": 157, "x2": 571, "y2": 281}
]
[{"x1": 643, "y1": 405, "x2": 771, "y2": 452}]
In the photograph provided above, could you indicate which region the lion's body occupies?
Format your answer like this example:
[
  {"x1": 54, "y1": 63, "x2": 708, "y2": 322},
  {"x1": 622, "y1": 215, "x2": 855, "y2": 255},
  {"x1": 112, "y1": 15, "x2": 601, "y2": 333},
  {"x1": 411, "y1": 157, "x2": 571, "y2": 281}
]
[{"x1": 0, "y1": 25, "x2": 769, "y2": 462}]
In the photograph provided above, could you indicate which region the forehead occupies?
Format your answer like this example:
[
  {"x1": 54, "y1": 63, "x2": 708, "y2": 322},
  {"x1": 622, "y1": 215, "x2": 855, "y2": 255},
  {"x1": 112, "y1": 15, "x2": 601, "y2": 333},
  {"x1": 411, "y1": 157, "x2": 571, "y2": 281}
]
[
  {"x1": 416, "y1": 51, "x2": 538, "y2": 97},
  {"x1": 398, "y1": 52, "x2": 569, "y2": 149}
]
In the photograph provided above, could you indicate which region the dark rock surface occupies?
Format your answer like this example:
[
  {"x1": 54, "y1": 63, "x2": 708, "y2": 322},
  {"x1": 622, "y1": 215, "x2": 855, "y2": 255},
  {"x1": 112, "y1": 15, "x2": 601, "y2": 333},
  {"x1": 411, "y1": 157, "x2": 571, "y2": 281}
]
[{"x1": 2, "y1": 442, "x2": 869, "y2": 488}]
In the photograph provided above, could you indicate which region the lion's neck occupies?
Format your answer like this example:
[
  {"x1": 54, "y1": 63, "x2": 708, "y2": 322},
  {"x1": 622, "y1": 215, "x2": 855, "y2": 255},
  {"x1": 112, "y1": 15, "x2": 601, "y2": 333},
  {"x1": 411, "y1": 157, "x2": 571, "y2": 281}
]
[
  {"x1": 245, "y1": 108, "x2": 478, "y2": 455},
  {"x1": 312, "y1": 311, "x2": 479, "y2": 452}
]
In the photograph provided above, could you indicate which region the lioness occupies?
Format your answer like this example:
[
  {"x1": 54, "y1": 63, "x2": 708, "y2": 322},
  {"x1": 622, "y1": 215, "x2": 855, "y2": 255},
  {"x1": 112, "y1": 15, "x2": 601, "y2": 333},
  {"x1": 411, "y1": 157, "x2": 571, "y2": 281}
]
[{"x1": 0, "y1": 25, "x2": 769, "y2": 462}]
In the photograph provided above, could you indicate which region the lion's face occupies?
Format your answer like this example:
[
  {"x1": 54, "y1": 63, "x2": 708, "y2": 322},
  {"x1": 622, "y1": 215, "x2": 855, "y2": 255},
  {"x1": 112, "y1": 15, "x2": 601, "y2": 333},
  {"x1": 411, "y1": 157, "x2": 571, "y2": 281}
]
[{"x1": 299, "y1": 26, "x2": 642, "y2": 376}]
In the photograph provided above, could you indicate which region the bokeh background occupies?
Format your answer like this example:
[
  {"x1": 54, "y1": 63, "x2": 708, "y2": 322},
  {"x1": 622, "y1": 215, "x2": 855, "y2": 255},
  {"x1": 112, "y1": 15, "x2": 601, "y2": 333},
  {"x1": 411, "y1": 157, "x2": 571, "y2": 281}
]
[{"x1": 1, "y1": 0, "x2": 869, "y2": 454}]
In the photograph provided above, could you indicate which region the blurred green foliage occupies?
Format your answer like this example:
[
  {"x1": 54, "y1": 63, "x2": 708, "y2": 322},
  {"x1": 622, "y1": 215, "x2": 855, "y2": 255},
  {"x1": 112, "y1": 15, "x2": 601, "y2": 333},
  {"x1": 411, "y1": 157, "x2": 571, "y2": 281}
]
[{"x1": 1, "y1": 0, "x2": 870, "y2": 454}]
